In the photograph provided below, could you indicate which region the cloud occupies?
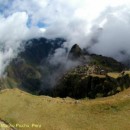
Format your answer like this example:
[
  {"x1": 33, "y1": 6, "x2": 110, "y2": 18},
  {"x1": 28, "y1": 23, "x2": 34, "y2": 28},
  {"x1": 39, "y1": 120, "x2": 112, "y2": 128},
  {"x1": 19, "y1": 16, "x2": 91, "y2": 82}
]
[
  {"x1": 0, "y1": 12, "x2": 28, "y2": 76},
  {"x1": 0, "y1": 11, "x2": 44, "y2": 76},
  {"x1": 0, "y1": 0, "x2": 130, "y2": 76},
  {"x1": 89, "y1": 7, "x2": 130, "y2": 61}
]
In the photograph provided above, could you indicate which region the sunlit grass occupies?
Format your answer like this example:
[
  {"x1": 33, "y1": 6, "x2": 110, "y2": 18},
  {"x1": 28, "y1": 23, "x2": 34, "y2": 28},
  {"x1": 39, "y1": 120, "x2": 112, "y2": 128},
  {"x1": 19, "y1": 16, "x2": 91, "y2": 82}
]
[
  {"x1": 124, "y1": 71, "x2": 130, "y2": 75},
  {"x1": 0, "y1": 88, "x2": 130, "y2": 130},
  {"x1": 107, "y1": 72, "x2": 120, "y2": 78}
]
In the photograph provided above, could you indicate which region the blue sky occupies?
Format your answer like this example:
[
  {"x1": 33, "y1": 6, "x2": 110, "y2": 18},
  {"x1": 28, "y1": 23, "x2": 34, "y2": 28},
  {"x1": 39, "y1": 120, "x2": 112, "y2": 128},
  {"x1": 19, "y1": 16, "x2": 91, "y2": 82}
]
[{"x1": 0, "y1": 0, "x2": 13, "y2": 14}]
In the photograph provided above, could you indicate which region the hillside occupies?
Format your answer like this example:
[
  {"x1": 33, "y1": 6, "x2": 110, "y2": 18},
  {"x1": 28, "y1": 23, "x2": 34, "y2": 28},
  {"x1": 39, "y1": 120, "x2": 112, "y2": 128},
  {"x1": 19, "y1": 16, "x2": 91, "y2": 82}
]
[
  {"x1": 52, "y1": 44, "x2": 130, "y2": 99},
  {"x1": 0, "y1": 41, "x2": 130, "y2": 130},
  {"x1": 52, "y1": 65, "x2": 130, "y2": 99},
  {"x1": 0, "y1": 88, "x2": 130, "y2": 130},
  {"x1": 1, "y1": 1, "x2": 130, "y2": 130},
  {"x1": 4, "y1": 42, "x2": 128, "y2": 99},
  {"x1": 5, "y1": 38, "x2": 66, "y2": 94}
]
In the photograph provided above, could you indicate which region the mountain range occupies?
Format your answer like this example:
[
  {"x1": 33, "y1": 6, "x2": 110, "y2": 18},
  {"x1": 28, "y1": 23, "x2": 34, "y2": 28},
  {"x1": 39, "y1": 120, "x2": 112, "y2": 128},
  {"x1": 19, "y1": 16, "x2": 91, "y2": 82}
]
[{"x1": 0, "y1": 37, "x2": 129, "y2": 100}]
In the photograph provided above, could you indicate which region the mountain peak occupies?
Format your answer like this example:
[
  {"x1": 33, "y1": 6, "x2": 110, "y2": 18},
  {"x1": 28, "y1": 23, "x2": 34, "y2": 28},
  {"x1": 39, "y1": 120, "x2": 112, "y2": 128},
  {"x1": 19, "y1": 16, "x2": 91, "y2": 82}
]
[{"x1": 68, "y1": 44, "x2": 83, "y2": 60}]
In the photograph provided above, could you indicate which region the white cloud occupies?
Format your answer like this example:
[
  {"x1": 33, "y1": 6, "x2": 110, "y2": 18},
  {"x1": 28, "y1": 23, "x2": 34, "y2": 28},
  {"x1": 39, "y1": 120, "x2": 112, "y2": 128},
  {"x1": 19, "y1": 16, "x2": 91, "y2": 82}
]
[
  {"x1": 0, "y1": 0, "x2": 130, "y2": 75},
  {"x1": 0, "y1": 12, "x2": 29, "y2": 76},
  {"x1": 89, "y1": 11, "x2": 130, "y2": 61},
  {"x1": 0, "y1": 11, "x2": 43, "y2": 76}
]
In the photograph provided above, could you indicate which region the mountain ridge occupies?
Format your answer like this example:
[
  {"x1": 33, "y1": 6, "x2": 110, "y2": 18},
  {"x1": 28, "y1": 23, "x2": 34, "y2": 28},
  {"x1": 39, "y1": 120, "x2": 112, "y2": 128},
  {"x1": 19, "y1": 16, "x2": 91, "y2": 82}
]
[{"x1": 0, "y1": 38, "x2": 130, "y2": 99}]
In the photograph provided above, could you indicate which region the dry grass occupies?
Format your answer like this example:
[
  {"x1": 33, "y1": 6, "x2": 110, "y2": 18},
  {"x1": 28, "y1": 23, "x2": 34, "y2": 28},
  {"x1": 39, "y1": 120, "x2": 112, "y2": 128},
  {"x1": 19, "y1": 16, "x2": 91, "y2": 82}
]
[
  {"x1": 124, "y1": 71, "x2": 130, "y2": 75},
  {"x1": 107, "y1": 72, "x2": 120, "y2": 78},
  {"x1": 107, "y1": 71, "x2": 130, "y2": 79},
  {"x1": 0, "y1": 88, "x2": 130, "y2": 130},
  {"x1": 90, "y1": 74, "x2": 106, "y2": 78}
]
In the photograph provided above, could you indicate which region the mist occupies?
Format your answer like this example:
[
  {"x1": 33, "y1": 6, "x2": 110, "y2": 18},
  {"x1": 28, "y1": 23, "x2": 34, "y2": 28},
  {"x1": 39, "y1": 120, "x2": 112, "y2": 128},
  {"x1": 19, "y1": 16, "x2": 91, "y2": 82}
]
[{"x1": 0, "y1": 0, "x2": 130, "y2": 76}]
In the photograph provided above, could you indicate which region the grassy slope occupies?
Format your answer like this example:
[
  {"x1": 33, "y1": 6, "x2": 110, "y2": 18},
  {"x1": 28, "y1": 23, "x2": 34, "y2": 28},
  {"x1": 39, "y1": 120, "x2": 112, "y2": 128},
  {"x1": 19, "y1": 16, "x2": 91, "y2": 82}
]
[
  {"x1": 108, "y1": 71, "x2": 130, "y2": 78},
  {"x1": 0, "y1": 88, "x2": 130, "y2": 130},
  {"x1": 0, "y1": 77, "x2": 18, "y2": 90}
]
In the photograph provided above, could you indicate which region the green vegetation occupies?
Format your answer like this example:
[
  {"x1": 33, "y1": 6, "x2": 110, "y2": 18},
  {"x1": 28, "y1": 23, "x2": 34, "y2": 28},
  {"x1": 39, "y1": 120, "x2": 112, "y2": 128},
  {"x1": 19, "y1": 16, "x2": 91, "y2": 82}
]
[
  {"x1": 0, "y1": 77, "x2": 17, "y2": 91},
  {"x1": 6, "y1": 58, "x2": 42, "y2": 94},
  {"x1": 0, "y1": 43, "x2": 127, "y2": 98},
  {"x1": 68, "y1": 44, "x2": 84, "y2": 60},
  {"x1": 89, "y1": 54, "x2": 125, "y2": 72},
  {"x1": 52, "y1": 65, "x2": 130, "y2": 99}
]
